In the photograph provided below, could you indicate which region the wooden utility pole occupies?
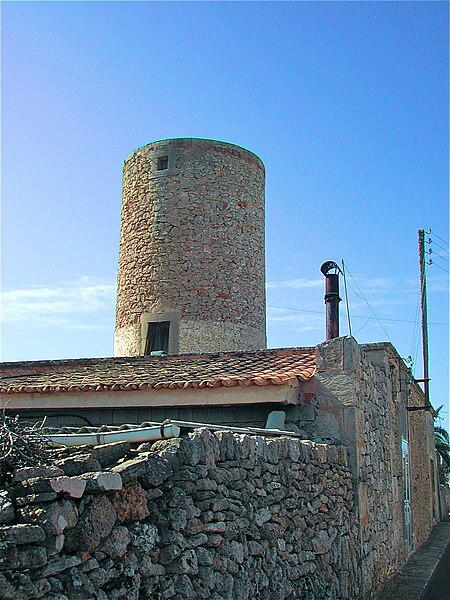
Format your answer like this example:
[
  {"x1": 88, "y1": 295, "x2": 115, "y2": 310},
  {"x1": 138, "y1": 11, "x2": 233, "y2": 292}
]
[{"x1": 418, "y1": 229, "x2": 430, "y2": 407}]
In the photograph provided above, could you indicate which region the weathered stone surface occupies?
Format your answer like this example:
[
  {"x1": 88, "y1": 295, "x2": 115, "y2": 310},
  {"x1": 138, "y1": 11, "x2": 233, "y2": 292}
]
[
  {"x1": 12, "y1": 466, "x2": 64, "y2": 483},
  {"x1": 0, "y1": 572, "x2": 51, "y2": 599},
  {"x1": 14, "y1": 477, "x2": 52, "y2": 497},
  {"x1": 128, "y1": 522, "x2": 159, "y2": 554},
  {"x1": 78, "y1": 557, "x2": 99, "y2": 573},
  {"x1": 65, "y1": 569, "x2": 96, "y2": 599},
  {"x1": 16, "y1": 544, "x2": 47, "y2": 569},
  {"x1": 101, "y1": 526, "x2": 131, "y2": 559},
  {"x1": 15, "y1": 492, "x2": 58, "y2": 506},
  {"x1": 312, "y1": 529, "x2": 337, "y2": 554},
  {"x1": 54, "y1": 455, "x2": 101, "y2": 476},
  {"x1": 79, "y1": 471, "x2": 122, "y2": 493},
  {"x1": 49, "y1": 476, "x2": 86, "y2": 498},
  {"x1": 0, "y1": 417, "x2": 433, "y2": 600},
  {"x1": 64, "y1": 495, "x2": 116, "y2": 553},
  {"x1": 40, "y1": 555, "x2": 83, "y2": 577},
  {"x1": 0, "y1": 541, "x2": 18, "y2": 570},
  {"x1": 111, "y1": 481, "x2": 149, "y2": 523},
  {"x1": 43, "y1": 533, "x2": 65, "y2": 556},
  {"x1": 111, "y1": 453, "x2": 173, "y2": 488},
  {"x1": 0, "y1": 573, "x2": 16, "y2": 599},
  {"x1": 0, "y1": 524, "x2": 46, "y2": 545},
  {"x1": 91, "y1": 441, "x2": 130, "y2": 467},
  {"x1": 165, "y1": 549, "x2": 198, "y2": 575},
  {"x1": 0, "y1": 491, "x2": 15, "y2": 524},
  {"x1": 115, "y1": 139, "x2": 266, "y2": 356},
  {"x1": 18, "y1": 499, "x2": 78, "y2": 535}
]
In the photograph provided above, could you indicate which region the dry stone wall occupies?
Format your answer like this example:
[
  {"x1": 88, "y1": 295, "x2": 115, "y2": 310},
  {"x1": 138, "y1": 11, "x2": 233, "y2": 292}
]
[
  {"x1": 305, "y1": 338, "x2": 437, "y2": 598},
  {"x1": 357, "y1": 345, "x2": 437, "y2": 573},
  {"x1": 115, "y1": 138, "x2": 266, "y2": 356},
  {"x1": 0, "y1": 430, "x2": 362, "y2": 600},
  {"x1": 351, "y1": 348, "x2": 404, "y2": 594}
]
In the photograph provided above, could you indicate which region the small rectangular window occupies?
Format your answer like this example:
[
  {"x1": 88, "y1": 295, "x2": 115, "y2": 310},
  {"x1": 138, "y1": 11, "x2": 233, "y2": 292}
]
[
  {"x1": 145, "y1": 321, "x2": 170, "y2": 355},
  {"x1": 157, "y1": 156, "x2": 169, "y2": 170}
]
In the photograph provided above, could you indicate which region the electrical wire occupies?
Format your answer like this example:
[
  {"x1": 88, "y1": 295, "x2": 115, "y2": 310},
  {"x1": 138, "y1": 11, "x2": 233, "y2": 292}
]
[
  {"x1": 352, "y1": 263, "x2": 415, "y2": 334},
  {"x1": 430, "y1": 240, "x2": 449, "y2": 254},
  {"x1": 267, "y1": 304, "x2": 448, "y2": 325},
  {"x1": 342, "y1": 265, "x2": 392, "y2": 340},
  {"x1": 430, "y1": 230, "x2": 449, "y2": 246},
  {"x1": 341, "y1": 260, "x2": 352, "y2": 336},
  {"x1": 429, "y1": 251, "x2": 449, "y2": 263},
  {"x1": 430, "y1": 261, "x2": 450, "y2": 274}
]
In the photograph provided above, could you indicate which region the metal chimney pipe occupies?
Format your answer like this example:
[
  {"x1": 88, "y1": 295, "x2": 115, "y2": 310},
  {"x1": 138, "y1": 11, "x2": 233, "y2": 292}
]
[{"x1": 320, "y1": 261, "x2": 342, "y2": 341}]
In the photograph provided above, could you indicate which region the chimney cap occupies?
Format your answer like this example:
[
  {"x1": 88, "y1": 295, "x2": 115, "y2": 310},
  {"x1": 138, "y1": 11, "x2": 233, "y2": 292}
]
[{"x1": 320, "y1": 261, "x2": 342, "y2": 277}]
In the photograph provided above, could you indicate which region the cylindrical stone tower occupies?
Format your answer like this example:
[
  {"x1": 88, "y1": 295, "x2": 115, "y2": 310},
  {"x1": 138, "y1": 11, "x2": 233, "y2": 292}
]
[{"x1": 114, "y1": 138, "x2": 266, "y2": 356}]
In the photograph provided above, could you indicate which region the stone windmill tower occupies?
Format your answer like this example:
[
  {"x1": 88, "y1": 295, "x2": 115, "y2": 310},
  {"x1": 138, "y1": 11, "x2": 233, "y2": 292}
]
[{"x1": 114, "y1": 138, "x2": 266, "y2": 356}]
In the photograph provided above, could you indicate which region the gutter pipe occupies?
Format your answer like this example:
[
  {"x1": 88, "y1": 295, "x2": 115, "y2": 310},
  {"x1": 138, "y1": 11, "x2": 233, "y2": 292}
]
[{"x1": 45, "y1": 422, "x2": 180, "y2": 447}]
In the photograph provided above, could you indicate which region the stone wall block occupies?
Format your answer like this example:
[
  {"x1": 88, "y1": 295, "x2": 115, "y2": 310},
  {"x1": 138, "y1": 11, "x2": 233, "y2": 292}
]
[
  {"x1": 49, "y1": 476, "x2": 87, "y2": 498},
  {"x1": 128, "y1": 522, "x2": 159, "y2": 555},
  {"x1": 0, "y1": 541, "x2": 18, "y2": 571},
  {"x1": 313, "y1": 443, "x2": 329, "y2": 464},
  {"x1": 43, "y1": 534, "x2": 65, "y2": 557},
  {"x1": 12, "y1": 466, "x2": 64, "y2": 483},
  {"x1": 165, "y1": 549, "x2": 198, "y2": 576},
  {"x1": 79, "y1": 471, "x2": 123, "y2": 493},
  {"x1": 182, "y1": 429, "x2": 220, "y2": 468},
  {"x1": 297, "y1": 440, "x2": 313, "y2": 461},
  {"x1": 111, "y1": 453, "x2": 172, "y2": 488},
  {"x1": 101, "y1": 526, "x2": 132, "y2": 559},
  {"x1": 0, "y1": 524, "x2": 46, "y2": 545},
  {"x1": 111, "y1": 481, "x2": 149, "y2": 523},
  {"x1": 64, "y1": 496, "x2": 116, "y2": 553},
  {"x1": 16, "y1": 545, "x2": 47, "y2": 570},
  {"x1": 214, "y1": 431, "x2": 240, "y2": 461},
  {"x1": 15, "y1": 492, "x2": 58, "y2": 507},
  {"x1": 65, "y1": 569, "x2": 96, "y2": 599},
  {"x1": 54, "y1": 455, "x2": 101, "y2": 476},
  {"x1": 91, "y1": 441, "x2": 131, "y2": 467},
  {"x1": 17, "y1": 500, "x2": 78, "y2": 536},
  {"x1": 0, "y1": 491, "x2": 15, "y2": 524}
]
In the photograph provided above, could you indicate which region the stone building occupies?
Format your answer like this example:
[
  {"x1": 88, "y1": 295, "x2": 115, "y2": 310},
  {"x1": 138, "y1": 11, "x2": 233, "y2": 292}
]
[
  {"x1": 115, "y1": 138, "x2": 266, "y2": 357},
  {"x1": 0, "y1": 338, "x2": 440, "y2": 598},
  {"x1": 0, "y1": 139, "x2": 442, "y2": 598}
]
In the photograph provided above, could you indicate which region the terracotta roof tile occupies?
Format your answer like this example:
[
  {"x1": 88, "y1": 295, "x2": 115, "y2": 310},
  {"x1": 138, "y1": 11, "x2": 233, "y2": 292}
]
[{"x1": 0, "y1": 347, "x2": 317, "y2": 395}]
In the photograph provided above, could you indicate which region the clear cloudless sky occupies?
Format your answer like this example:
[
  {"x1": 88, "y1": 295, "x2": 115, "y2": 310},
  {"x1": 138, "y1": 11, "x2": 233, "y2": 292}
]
[{"x1": 1, "y1": 1, "x2": 448, "y2": 430}]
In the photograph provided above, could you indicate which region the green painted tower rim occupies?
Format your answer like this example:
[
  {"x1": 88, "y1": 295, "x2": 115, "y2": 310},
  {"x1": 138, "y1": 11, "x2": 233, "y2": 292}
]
[{"x1": 123, "y1": 137, "x2": 265, "y2": 171}]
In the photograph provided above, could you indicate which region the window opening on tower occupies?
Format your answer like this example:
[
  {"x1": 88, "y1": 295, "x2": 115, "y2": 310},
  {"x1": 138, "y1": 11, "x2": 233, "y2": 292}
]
[
  {"x1": 157, "y1": 156, "x2": 169, "y2": 170},
  {"x1": 145, "y1": 321, "x2": 170, "y2": 355}
]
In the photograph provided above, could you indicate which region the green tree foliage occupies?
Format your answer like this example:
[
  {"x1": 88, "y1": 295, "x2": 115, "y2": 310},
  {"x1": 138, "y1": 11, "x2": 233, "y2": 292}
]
[{"x1": 434, "y1": 425, "x2": 450, "y2": 485}]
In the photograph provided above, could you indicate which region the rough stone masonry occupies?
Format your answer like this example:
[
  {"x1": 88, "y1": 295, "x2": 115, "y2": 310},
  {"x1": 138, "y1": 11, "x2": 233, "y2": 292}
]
[
  {"x1": 115, "y1": 138, "x2": 267, "y2": 356},
  {"x1": 0, "y1": 429, "x2": 362, "y2": 600}
]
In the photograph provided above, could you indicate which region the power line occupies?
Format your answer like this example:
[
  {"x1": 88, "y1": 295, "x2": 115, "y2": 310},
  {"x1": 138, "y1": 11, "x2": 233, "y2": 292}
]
[
  {"x1": 430, "y1": 230, "x2": 449, "y2": 246},
  {"x1": 343, "y1": 265, "x2": 392, "y2": 339},
  {"x1": 341, "y1": 260, "x2": 352, "y2": 336},
  {"x1": 353, "y1": 263, "x2": 415, "y2": 334},
  {"x1": 430, "y1": 240, "x2": 449, "y2": 254},
  {"x1": 429, "y1": 261, "x2": 449, "y2": 275},
  {"x1": 429, "y1": 251, "x2": 449, "y2": 263},
  {"x1": 267, "y1": 304, "x2": 449, "y2": 326}
]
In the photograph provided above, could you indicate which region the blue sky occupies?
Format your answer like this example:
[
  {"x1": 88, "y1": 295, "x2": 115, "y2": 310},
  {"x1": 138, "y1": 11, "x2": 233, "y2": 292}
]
[{"x1": 1, "y1": 1, "x2": 448, "y2": 428}]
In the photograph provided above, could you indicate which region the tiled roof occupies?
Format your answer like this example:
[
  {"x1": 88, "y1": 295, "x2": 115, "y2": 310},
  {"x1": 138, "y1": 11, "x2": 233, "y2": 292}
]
[{"x1": 0, "y1": 348, "x2": 316, "y2": 395}]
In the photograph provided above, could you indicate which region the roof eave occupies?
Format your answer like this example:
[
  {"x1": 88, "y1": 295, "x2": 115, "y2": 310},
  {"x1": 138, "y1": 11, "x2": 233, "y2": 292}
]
[{"x1": 2, "y1": 378, "x2": 305, "y2": 411}]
